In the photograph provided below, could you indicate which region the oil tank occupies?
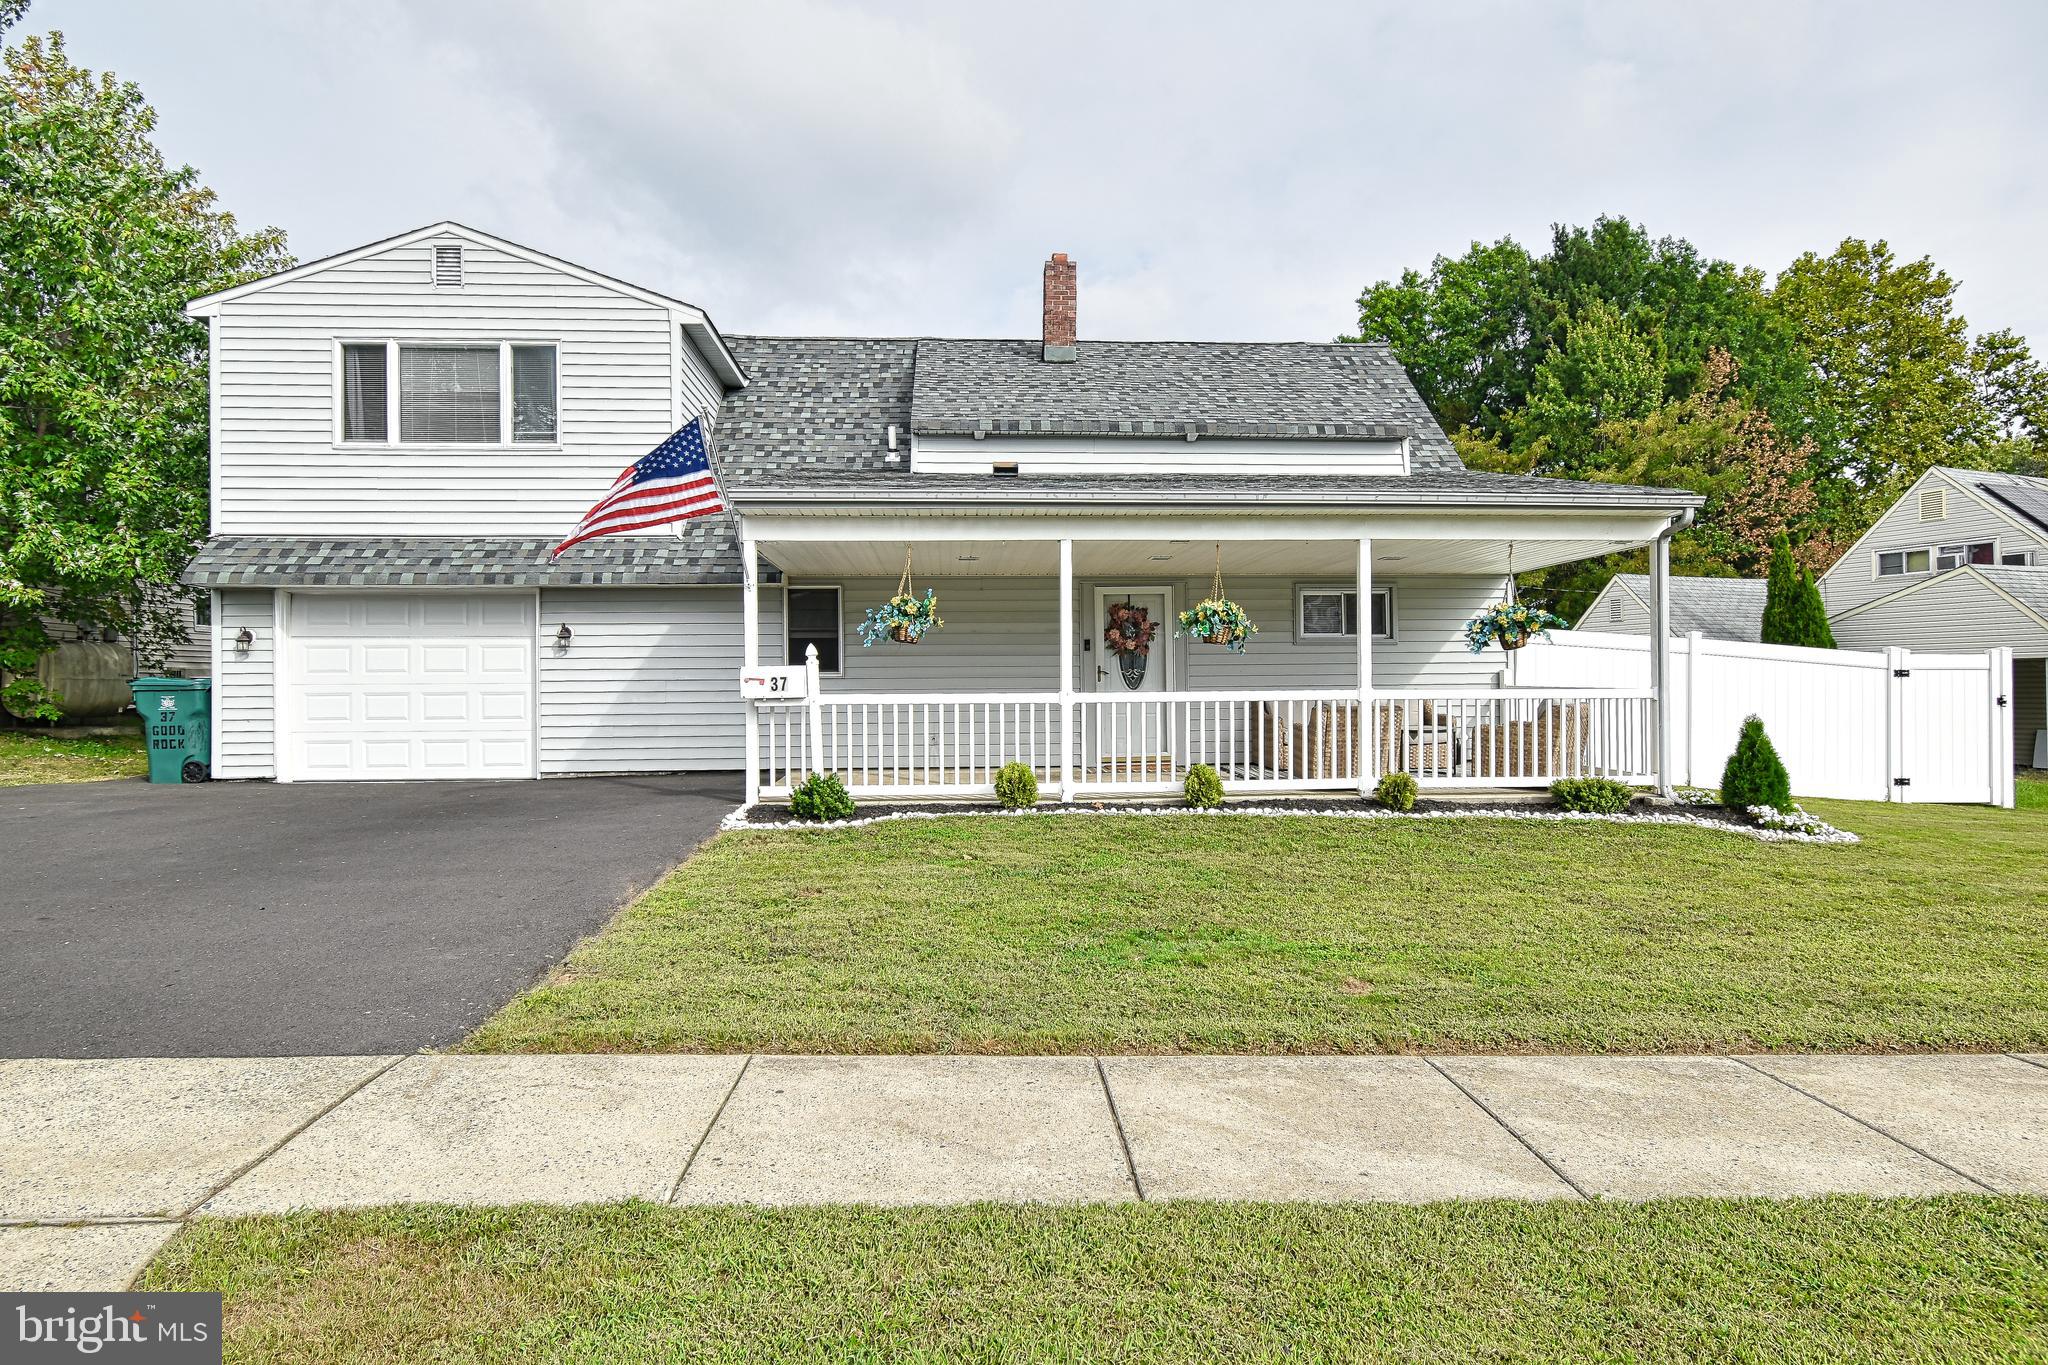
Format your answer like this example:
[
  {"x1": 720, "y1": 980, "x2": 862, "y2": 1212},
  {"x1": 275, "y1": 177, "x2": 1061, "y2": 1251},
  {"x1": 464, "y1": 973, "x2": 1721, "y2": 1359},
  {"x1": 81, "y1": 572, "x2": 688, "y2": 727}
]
[{"x1": 2, "y1": 641, "x2": 136, "y2": 720}]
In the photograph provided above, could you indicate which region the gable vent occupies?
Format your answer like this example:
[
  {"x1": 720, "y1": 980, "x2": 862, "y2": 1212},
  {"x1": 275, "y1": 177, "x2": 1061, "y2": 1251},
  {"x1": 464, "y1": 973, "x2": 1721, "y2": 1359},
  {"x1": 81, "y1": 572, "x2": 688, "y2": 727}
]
[
  {"x1": 1920, "y1": 485, "x2": 1947, "y2": 521},
  {"x1": 432, "y1": 244, "x2": 463, "y2": 288},
  {"x1": 1607, "y1": 597, "x2": 1623, "y2": 624}
]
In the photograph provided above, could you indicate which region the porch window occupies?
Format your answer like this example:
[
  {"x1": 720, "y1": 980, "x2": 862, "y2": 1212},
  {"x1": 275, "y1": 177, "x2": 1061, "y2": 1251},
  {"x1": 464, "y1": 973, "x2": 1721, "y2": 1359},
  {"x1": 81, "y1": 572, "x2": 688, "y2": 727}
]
[
  {"x1": 1297, "y1": 585, "x2": 1392, "y2": 640},
  {"x1": 1934, "y1": 541, "x2": 1995, "y2": 570},
  {"x1": 1877, "y1": 549, "x2": 1931, "y2": 577},
  {"x1": 785, "y1": 585, "x2": 842, "y2": 675}
]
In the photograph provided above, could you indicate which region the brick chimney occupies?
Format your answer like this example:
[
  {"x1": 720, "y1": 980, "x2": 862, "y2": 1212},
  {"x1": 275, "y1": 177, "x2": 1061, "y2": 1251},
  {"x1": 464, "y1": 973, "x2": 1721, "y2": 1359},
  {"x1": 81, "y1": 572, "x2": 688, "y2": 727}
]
[{"x1": 1042, "y1": 252, "x2": 1077, "y2": 362}]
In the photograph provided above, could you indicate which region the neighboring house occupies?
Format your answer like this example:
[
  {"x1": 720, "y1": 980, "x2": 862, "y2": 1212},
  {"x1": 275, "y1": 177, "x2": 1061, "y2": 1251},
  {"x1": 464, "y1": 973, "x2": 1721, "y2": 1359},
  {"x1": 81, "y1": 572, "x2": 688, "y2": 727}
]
[
  {"x1": 1820, "y1": 466, "x2": 2048, "y2": 768},
  {"x1": 1577, "y1": 574, "x2": 1766, "y2": 643},
  {"x1": 179, "y1": 223, "x2": 1700, "y2": 795}
]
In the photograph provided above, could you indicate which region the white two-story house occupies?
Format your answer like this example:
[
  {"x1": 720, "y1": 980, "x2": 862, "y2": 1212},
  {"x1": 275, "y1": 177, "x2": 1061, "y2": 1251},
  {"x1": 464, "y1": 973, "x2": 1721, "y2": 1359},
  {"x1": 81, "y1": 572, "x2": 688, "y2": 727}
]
[
  {"x1": 182, "y1": 223, "x2": 1702, "y2": 799},
  {"x1": 1821, "y1": 466, "x2": 2048, "y2": 767}
]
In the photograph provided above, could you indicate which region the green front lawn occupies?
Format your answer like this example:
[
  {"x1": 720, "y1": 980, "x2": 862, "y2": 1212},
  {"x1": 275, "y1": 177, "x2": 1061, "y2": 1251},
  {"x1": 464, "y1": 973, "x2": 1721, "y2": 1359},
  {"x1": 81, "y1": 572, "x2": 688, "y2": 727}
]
[
  {"x1": 140, "y1": 1198, "x2": 2048, "y2": 1362},
  {"x1": 2019, "y1": 772, "x2": 2048, "y2": 811},
  {"x1": 0, "y1": 727, "x2": 146, "y2": 785},
  {"x1": 465, "y1": 798, "x2": 2048, "y2": 1055}
]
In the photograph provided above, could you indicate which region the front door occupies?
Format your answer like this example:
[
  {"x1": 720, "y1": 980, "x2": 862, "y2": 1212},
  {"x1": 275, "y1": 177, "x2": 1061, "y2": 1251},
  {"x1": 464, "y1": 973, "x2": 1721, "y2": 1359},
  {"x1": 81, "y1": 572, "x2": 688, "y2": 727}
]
[{"x1": 1093, "y1": 588, "x2": 1171, "y2": 769}]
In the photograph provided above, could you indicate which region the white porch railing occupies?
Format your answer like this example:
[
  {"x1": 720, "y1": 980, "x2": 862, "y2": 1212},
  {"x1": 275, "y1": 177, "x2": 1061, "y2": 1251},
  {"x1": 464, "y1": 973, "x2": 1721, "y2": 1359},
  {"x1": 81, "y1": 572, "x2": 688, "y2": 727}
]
[{"x1": 755, "y1": 686, "x2": 1654, "y2": 799}]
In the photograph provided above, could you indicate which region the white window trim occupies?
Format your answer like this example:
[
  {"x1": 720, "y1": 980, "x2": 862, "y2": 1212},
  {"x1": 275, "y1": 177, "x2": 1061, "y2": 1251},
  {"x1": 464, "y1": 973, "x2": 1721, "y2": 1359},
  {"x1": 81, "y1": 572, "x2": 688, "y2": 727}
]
[
  {"x1": 783, "y1": 583, "x2": 844, "y2": 678},
  {"x1": 1873, "y1": 547, "x2": 1935, "y2": 579},
  {"x1": 1934, "y1": 539, "x2": 1999, "y2": 571},
  {"x1": 1294, "y1": 583, "x2": 1394, "y2": 642},
  {"x1": 332, "y1": 338, "x2": 561, "y2": 450}
]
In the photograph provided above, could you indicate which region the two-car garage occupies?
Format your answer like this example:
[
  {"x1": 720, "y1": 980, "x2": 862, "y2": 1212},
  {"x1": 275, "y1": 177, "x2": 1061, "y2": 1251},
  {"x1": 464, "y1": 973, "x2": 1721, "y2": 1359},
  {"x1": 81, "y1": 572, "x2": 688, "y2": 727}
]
[{"x1": 284, "y1": 594, "x2": 536, "y2": 780}]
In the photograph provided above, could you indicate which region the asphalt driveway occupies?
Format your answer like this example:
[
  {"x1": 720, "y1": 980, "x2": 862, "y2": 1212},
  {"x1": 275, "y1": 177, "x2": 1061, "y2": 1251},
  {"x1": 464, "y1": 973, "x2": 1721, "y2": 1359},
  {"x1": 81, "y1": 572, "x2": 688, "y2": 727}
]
[{"x1": 0, "y1": 774, "x2": 738, "y2": 1057}]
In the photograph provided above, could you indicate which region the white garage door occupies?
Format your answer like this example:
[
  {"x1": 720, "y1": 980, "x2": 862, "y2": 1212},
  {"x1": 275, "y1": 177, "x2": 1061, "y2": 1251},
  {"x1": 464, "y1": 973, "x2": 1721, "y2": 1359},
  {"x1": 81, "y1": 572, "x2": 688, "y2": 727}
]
[{"x1": 285, "y1": 594, "x2": 535, "y2": 780}]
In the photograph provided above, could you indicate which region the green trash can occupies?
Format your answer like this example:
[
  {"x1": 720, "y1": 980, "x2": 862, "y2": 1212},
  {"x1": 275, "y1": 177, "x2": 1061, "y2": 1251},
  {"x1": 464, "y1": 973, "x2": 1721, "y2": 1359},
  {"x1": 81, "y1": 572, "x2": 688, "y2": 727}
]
[{"x1": 131, "y1": 676, "x2": 212, "y2": 783}]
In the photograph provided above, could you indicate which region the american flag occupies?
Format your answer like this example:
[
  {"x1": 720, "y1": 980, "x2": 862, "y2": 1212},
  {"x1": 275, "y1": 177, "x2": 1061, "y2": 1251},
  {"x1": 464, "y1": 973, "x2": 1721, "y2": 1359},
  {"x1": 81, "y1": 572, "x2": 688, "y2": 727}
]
[{"x1": 551, "y1": 418, "x2": 725, "y2": 558}]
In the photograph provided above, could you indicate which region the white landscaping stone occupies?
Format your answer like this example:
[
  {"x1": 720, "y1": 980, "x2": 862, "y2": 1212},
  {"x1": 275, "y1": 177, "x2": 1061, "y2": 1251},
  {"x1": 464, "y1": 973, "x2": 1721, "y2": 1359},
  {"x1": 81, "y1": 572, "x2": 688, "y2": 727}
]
[
  {"x1": 675, "y1": 1055, "x2": 1134, "y2": 1206},
  {"x1": 204, "y1": 1054, "x2": 743, "y2": 1214},
  {"x1": 0, "y1": 1057, "x2": 395, "y2": 1221}
]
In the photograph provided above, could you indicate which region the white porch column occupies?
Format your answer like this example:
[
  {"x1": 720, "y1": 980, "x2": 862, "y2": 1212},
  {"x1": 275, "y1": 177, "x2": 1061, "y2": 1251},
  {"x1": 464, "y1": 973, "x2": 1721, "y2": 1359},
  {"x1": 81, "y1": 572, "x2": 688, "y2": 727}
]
[
  {"x1": 741, "y1": 530, "x2": 760, "y2": 805},
  {"x1": 1058, "y1": 537, "x2": 1074, "y2": 802},
  {"x1": 1649, "y1": 526, "x2": 1673, "y2": 795},
  {"x1": 1357, "y1": 536, "x2": 1374, "y2": 794}
]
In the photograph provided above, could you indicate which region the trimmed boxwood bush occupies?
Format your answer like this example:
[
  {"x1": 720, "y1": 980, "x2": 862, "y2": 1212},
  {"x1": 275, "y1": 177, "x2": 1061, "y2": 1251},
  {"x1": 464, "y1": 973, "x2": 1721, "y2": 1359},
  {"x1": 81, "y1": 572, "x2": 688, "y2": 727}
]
[
  {"x1": 1720, "y1": 715, "x2": 1793, "y2": 810},
  {"x1": 1374, "y1": 771, "x2": 1418, "y2": 812},
  {"x1": 788, "y1": 771, "x2": 855, "y2": 821},
  {"x1": 994, "y1": 761, "x2": 1039, "y2": 809},
  {"x1": 1550, "y1": 776, "x2": 1632, "y2": 814},
  {"x1": 1183, "y1": 763, "x2": 1224, "y2": 808}
]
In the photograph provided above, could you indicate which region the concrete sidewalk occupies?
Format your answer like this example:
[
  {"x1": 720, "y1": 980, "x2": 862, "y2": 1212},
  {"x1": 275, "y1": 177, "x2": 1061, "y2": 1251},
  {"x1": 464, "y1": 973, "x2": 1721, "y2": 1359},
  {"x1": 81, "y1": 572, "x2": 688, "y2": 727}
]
[{"x1": 4, "y1": 1051, "x2": 2046, "y2": 1290}]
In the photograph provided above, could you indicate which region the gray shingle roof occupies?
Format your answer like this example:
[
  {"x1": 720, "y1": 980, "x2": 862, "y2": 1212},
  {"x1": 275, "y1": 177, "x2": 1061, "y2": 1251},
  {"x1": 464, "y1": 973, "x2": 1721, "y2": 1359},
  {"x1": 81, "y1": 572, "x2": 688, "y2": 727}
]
[
  {"x1": 907, "y1": 339, "x2": 1454, "y2": 463},
  {"x1": 1594, "y1": 574, "x2": 1767, "y2": 641},
  {"x1": 181, "y1": 520, "x2": 765, "y2": 588},
  {"x1": 1976, "y1": 565, "x2": 2048, "y2": 618},
  {"x1": 712, "y1": 334, "x2": 1473, "y2": 485}
]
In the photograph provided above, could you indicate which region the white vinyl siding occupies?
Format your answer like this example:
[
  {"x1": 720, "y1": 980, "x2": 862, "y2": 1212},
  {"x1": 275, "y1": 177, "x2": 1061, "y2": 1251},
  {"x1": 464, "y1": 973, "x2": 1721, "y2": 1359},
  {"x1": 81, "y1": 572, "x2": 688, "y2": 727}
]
[
  {"x1": 805, "y1": 574, "x2": 1506, "y2": 694},
  {"x1": 1822, "y1": 471, "x2": 2048, "y2": 616},
  {"x1": 913, "y1": 433, "x2": 1409, "y2": 476},
  {"x1": 1831, "y1": 574, "x2": 2048, "y2": 659},
  {"x1": 537, "y1": 588, "x2": 783, "y2": 774},
  {"x1": 209, "y1": 235, "x2": 725, "y2": 535},
  {"x1": 213, "y1": 590, "x2": 277, "y2": 778}
]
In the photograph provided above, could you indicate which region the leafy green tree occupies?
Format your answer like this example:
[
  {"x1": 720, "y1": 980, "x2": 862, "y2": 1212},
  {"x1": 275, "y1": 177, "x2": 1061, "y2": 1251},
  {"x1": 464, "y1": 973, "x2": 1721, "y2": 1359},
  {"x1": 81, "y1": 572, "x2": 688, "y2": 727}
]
[
  {"x1": 1770, "y1": 238, "x2": 1991, "y2": 510},
  {"x1": 1346, "y1": 236, "x2": 1540, "y2": 441},
  {"x1": 1514, "y1": 299, "x2": 1662, "y2": 477},
  {"x1": 0, "y1": 27, "x2": 288, "y2": 716},
  {"x1": 1971, "y1": 328, "x2": 2048, "y2": 448}
]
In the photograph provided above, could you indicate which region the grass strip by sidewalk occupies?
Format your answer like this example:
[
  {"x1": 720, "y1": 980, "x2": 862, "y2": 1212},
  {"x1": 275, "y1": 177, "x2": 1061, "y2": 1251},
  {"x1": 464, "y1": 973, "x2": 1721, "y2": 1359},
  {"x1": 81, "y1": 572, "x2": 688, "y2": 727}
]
[
  {"x1": 141, "y1": 1197, "x2": 2048, "y2": 1362},
  {"x1": 0, "y1": 727, "x2": 146, "y2": 785},
  {"x1": 465, "y1": 798, "x2": 2048, "y2": 1056}
]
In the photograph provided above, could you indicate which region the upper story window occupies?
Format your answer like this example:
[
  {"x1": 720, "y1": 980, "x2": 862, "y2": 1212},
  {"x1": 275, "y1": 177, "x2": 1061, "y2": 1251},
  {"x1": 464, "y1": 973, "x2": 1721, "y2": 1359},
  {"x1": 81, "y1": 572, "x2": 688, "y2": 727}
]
[
  {"x1": 2004, "y1": 549, "x2": 2035, "y2": 566},
  {"x1": 1876, "y1": 548, "x2": 1931, "y2": 577},
  {"x1": 1297, "y1": 585, "x2": 1393, "y2": 641},
  {"x1": 338, "y1": 340, "x2": 557, "y2": 445},
  {"x1": 1935, "y1": 541, "x2": 1995, "y2": 571}
]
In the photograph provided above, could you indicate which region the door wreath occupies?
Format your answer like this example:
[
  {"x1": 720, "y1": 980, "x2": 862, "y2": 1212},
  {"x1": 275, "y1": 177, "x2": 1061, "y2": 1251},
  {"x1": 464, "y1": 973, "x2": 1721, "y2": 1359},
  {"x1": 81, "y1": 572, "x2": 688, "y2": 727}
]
[{"x1": 1103, "y1": 601, "x2": 1157, "y2": 690}]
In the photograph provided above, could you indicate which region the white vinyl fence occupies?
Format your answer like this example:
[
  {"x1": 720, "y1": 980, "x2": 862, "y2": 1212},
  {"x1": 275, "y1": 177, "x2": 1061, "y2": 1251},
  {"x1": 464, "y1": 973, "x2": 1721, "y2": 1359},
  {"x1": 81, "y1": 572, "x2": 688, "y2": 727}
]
[{"x1": 1514, "y1": 631, "x2": 2016, "y2": 806}]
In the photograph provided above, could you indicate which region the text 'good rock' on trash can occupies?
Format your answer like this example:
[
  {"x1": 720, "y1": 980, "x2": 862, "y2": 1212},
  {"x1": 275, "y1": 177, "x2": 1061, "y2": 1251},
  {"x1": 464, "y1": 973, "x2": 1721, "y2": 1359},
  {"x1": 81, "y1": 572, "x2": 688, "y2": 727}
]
[{"x1": 130, "y1": 676, "x2": 212, "y2": 783}]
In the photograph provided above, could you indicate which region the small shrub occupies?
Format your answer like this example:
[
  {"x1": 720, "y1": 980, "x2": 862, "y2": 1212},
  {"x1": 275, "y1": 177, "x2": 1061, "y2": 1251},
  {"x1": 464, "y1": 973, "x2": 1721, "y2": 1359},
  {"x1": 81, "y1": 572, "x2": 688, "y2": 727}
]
[
  {"x1": 1183, "y1": 762, "x2": 1224, "y2": 808},
  {"x1": 1721, "y1": 715, "x2": 1793, "y2": 810},
  {"x1": 1550, "y1": 776, "x2": 1632, "y2": 814},
  {"x1": 788, "y1": 771, "x2": 856, "y2": 821},
  {"x1": 994, "y1": 761, "x2": 1039, "y2": 809},
  {"x1": 1374, "y1": 771, "x2": 1418, "y2": 812}
]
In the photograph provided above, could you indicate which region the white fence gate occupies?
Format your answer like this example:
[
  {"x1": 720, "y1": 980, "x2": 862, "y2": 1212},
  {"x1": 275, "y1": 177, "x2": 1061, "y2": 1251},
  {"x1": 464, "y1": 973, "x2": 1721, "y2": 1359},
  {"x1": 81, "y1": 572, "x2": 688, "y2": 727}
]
[{"x1": 1514, "y1": 631, "x2": 2015, "y2": 807}]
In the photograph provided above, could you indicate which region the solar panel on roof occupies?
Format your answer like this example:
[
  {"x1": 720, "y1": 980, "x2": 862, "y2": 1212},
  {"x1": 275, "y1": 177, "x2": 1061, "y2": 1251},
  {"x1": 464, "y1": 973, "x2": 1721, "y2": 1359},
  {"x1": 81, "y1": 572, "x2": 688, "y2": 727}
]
[{"x1": 1983, "y1": 481, "x2": 2048, "y2": 535}]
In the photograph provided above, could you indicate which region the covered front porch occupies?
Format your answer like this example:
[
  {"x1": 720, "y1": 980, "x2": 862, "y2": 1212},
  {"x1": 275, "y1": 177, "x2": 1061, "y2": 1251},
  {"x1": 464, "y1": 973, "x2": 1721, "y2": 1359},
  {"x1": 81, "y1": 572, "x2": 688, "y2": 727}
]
[{"x1": 735, "y1": 503, "x2": 1687, "y2": 803}]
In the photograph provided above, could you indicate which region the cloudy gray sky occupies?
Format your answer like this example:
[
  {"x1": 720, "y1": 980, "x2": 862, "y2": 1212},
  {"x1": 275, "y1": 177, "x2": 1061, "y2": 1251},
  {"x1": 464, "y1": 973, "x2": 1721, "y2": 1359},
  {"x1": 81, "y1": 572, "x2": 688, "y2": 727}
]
[{"x1": 34, "y1": 0, "x2": 2048, "y2": 347}]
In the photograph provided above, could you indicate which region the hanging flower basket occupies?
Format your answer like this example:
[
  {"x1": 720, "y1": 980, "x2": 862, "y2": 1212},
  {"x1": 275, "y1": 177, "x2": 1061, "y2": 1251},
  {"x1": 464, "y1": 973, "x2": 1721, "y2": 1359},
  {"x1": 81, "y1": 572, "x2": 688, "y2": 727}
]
[
  {"x1": 1464, "y1": 601, "x2": 1567, "y2": 653},
  {"x1": 1177, "y1": 598, "x2": 1257, "y2": 652},
  {"x1": 1175, "y1": 547, "x2": 1258, "y2": 652},
  {"x1": 861, "y1": 547, "x2": 944, "y2": 646},
  {"x1": 861, "y1": 589, "x2": 943, "y2": 646}
]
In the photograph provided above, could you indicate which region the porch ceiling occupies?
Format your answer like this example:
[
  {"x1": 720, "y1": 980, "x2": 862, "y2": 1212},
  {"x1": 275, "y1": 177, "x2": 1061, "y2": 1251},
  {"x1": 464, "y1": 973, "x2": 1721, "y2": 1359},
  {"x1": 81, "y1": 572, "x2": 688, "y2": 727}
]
[{"x1": 758, "y1": 534, "x2": 1647, "y2": 579}]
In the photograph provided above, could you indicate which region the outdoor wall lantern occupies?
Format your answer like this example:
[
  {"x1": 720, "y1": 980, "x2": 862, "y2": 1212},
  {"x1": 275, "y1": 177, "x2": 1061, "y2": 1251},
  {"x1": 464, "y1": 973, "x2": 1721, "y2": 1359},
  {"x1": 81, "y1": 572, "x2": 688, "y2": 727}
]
[
  {"x1": 554, "y1": 623, "x2": 573, "y2": 646},
  {"x1": 232, "y1": 627, "x2": 254, "y2": 650}
]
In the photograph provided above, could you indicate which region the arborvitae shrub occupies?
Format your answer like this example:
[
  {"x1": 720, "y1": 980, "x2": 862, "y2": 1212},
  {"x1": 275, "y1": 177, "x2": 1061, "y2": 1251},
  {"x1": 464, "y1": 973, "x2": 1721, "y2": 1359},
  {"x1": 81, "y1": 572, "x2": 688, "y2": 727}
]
[{"x1": 1720, "y1": 715, "x2": 1793, "y2": 810}]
